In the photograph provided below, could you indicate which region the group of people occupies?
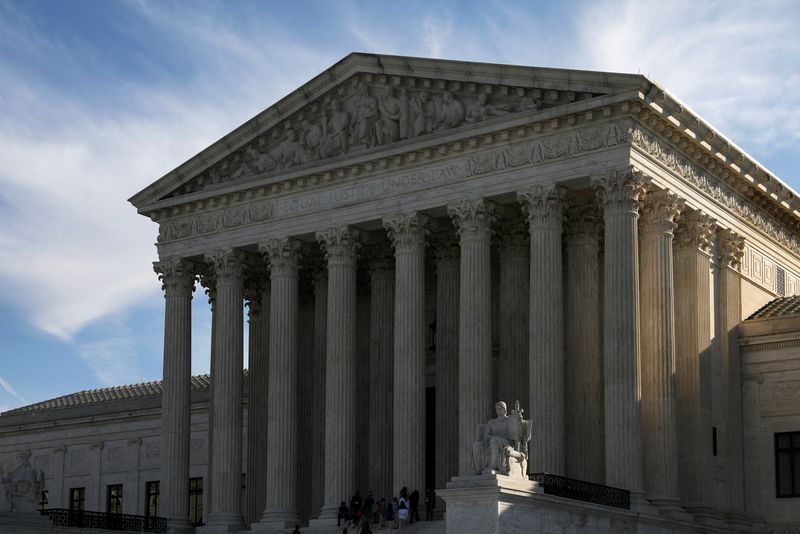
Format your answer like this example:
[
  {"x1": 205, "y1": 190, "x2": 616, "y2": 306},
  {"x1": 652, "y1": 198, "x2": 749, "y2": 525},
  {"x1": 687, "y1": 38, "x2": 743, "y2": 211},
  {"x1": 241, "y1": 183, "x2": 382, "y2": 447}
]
[{"x1": 337, "y1": 487, "x2": 437, "y2": 532}]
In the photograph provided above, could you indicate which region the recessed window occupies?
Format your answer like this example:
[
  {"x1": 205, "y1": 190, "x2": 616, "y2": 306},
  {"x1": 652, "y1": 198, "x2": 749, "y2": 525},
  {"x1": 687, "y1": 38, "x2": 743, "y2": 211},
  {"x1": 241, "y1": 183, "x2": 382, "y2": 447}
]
[
  {"x1": 106, "y1": 484, "x2": 123, "y2": 514},
  {"x1": 39, "y1": 490, "x2": 48, "y2": 512},
  {"x1": 189, "y1": 477, "x2": 203, "y2": 526},
  {"x1": 145, "y1": 481, "x2": 160, "y2": 518},
  {"x1": 775, "y1": 431, "x2": 800, "y2": 498},
  {"x1": 69, "y1": 487, "x2": 85, "y2": 511}
]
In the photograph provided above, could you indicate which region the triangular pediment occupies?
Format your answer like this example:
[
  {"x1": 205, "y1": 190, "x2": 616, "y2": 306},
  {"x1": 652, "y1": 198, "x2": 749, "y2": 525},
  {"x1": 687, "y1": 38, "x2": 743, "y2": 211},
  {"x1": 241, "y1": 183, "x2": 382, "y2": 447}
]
[{"x1": 129, "y1": 53, "x2": 649, "y2": 211}]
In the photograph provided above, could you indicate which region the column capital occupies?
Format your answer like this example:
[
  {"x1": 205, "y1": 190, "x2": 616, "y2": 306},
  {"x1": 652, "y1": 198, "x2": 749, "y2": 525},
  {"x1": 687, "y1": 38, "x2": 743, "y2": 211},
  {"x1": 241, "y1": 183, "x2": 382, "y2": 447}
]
[
  {"x1": 205, "y1": 248, "x2": 245, "y2": 285},
  {"x1": 639, "y1": 189, "x2": 683, "y2": 237},
  {"x1": 517, "y1": 183, "x2": 567, "y2": 229},
  {"x1": 592, "y1": 167, "x2": 649, "y2": 213},
  {"x1": 363, "y1": 242, "x2": 395, "y2": 277},
  {"x1": 259, "y1": 237, "x2": 303, "y2": 278},
  {"x1": 565, "y1": 204, "x2": 602, "y2": 240},
  {"x1": 243, "y1": 258, "x2": 268, "y2": 317},
  {"x1": 717, "y1": 229, "x2": 746, "y2": 269},
  {"x1": 154, "y1": 258, "x2": 196, "y2": 297},
  {"x1": 199, "y1": 271, "x2": 217, "y2": 307},
  {"x1": 431, "y1": 231, "x2": 460, "y2": 270},
  {"x1": 384, "y1": 212, "x2": 429, "y2": 255},
  {"x1": 674, "y1": 210, "x2": 717, "y2": 254},
  {"x1": 316, "y1": 225, "x2": 361, "y2": 265},
  {"x1": 447, "y1": 198, "x2": 496, "y2": 242},
  {"x1": 496, "y1": 215, "x2": 529, "y2": 259}
]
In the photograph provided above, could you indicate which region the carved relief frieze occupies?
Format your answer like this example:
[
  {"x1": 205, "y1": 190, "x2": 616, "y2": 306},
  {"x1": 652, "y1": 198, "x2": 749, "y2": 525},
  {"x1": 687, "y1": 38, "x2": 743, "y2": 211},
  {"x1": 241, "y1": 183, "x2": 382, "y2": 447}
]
[
  {"x1": 631, "y1": 126, "x2": 800, "y2": 256},
  {"x1": 156, "y1": 121, "x2": 629, "y2": 245},
  {"x1": 165, "y1": 76, "x2": 585, "y2": 199}
]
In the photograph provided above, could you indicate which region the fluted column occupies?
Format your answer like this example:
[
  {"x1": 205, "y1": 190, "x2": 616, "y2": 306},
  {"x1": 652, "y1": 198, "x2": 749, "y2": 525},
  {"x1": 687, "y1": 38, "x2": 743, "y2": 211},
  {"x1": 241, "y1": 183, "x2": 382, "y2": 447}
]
[
  {"x1": 518, "y1": 184, "x2": 566, "y2": 475},
  {"x1": 434, "y1": 233, "x2": 459, "y2": 489},
  {"x1": 314, "y1": 226, "x2": 360, "y2": 523},
  {"x1": 309, "y1": 260, "x2": 327, "y2": 518},
  {"x1": 367, "y1": 245, "x2": 395, "y2": 501},
  {"x1": 564, "y1": 205, "x2": 604, "y2": 484},
  {"x1": 496, "y1": 216, "x2": 529, "y2": 408},
  {"x1": 639, "y1": 190, "x2": 682, "y2": 510},
  {"x1": 204, "y1": 249, "x2": 245, "y2": 530},
  {"x1": 244, "y1": 264, "x2": 269, "y2": 526},
  {"x1": 447, "y1": 199, "x2": 495, "y2": 475},
  {"x1": 592, "y1": 168, "x2": 647, "y2": 498},
  {"x1": 384, "y1": 213, "x2": 428, "y2": 494},
  {"x1": 718, "y1": 229, "x2": 745, "y2": 516},
  {"x1": 255, "y1": 238, "x2": 302, "y2": 528},
  {"x1": 154, "y1": 258, "x2": 195, "y2": 531},
  {"x1": 674, "y1": 210, "x2": 716, "y2": 517},
  {"x1": 296, "y1": 277, "x2": 316, "y2": 523},
  {"x1": 198, "y1": 272, "x2": 217, "y2": 520}
]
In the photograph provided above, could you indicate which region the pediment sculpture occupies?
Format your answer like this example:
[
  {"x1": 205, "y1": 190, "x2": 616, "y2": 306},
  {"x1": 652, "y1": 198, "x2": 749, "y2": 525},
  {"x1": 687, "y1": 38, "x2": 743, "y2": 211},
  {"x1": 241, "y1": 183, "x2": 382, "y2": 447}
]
[
  {"x1": 0, "y1": 451, "x2": 45, "y2": 514},
  {"x1": 472, "y1": 400, "x2": 532, "y2": 478},
  {"x1": 168, "y1": 77, "x2": 569, "y2": 199}
]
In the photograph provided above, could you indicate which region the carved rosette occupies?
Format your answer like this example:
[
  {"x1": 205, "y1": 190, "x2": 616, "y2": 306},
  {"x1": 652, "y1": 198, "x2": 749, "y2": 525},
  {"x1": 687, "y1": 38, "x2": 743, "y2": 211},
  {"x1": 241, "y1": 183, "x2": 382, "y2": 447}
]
[
  {"x1": 592, "y1": 168, "x2": 649, "y2": 214},
  {"x1": 384, "y1": 213, "x2": 429, "y2": 255},
  {"x1": 153, "y1": 258, "x2": 196, "y2": 298},
  {"x1": 495, "y1": 215, "x2": 530, "y2": 259},
  {"x1": 674, "y1": 210, "x2": 717, "y2": 254},
  {"x1": 639, "y1": 189, "x2": 683, "y2": 237},
  {"x1": 565, "y1": 204, "x2": 602, "y2": 240},
  {"x1": 259, "y1": 237, "x2": 303, "y2": 279},
  {"x1": 717, "y1": 229, "x2": 746, "y2": 270},
  {"x1": 316, "y1": 225, "x2": 361, "y2": 266},
  {"x1": 517, "y1": 184, "x2": 567, "y2": 230},
  {"x1": 447, "y1": 198, "x2": 496, "y2": 243}
]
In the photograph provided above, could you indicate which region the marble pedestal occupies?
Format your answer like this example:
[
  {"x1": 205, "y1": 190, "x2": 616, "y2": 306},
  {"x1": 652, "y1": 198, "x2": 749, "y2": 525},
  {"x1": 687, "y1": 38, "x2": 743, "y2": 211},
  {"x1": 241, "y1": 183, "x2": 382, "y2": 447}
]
[{"x1": 439, "y1": 474, "x2": 741, "y2": 534}]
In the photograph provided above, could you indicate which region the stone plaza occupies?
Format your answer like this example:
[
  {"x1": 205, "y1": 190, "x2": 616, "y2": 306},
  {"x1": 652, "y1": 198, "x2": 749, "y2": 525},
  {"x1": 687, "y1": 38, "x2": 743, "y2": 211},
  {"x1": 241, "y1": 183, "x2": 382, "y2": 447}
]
[{"x1": 2, "y1": 53, "x2": 800, "y2": 533}]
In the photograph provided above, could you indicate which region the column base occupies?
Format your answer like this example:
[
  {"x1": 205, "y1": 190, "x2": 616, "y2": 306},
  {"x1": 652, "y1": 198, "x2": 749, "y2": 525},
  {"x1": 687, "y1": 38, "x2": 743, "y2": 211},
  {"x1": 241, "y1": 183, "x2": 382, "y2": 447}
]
[
  {"x1": 250, "y1": 512, "x2": 301, "y2": 532},
  {"x1": 166, "y1": 518, "x2": 195, "y2": 534},
  {"x1": 196, "y1": 512, "x2": 244, "y2": 533},
  {"x1": 650, "y1": 497, "x2": 693, "y2": 521},
  {"x1": 628, "y1": 490, "x2": 658, "y2": 514},
  {"x1": 308, "y1": 504, "x2": 339, "y2": 527}
]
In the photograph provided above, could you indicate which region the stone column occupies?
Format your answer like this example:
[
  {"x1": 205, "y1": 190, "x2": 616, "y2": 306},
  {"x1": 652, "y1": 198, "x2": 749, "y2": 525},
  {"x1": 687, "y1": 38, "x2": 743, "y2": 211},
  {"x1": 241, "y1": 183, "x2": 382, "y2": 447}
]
[
  {"x1": 518, "y1": 184, "x2": 566, "y2": 475},
  {"x1": 314, "y1": 226, "x2": 360, "y2": 523},
  {"x1": 198, "y1": 271, "x2": 217, "y2": 520},
  {"x1": 674, "y1": 210, "x2": 716, "y2": 517},
  {"x1": 384, "y1": 213, "x2": 428, "y2": 494},
  {"x1": 310, "y1": 261, "x2": 327, "y2": 518},
  {"x1": 638, "y1": 190, "x2": 682, "y2": 511},
  {"x1": 296, "y1": 270, "x2": 316, "y2": 522},
  {"x1": 434, "y1": 233, "x2": 459, "y2": 489},
  {"x1": 447, "y1": 199, "x2": 495, "y2": 476},
  {"x1": 367, "y1": 245, "x2": 395, "y2": 501},
  {"x1": 717, "y1": 229, "x2": 745, "y2": 517},
  {"x1": 154, "y1": 258, "x2": 195, "y2": 531},
  {"x1": 564, "y1": 205, "x2": 604, "y2": 484},
  {"x1": 592, "y1": 169, "x2": 647, "y2": 498},
  {"x1": 203, "y1": 249, "x2": 245, "y2": 530},
  {"x1": 496, "y1": 216, "x2": 529, "y2": 408},
  {"x1": 244, "y1": 265, "x2": 269, "y2": 526},
  {"x1": 255, "y1": 238, "x2": 302, "y2": 529}
]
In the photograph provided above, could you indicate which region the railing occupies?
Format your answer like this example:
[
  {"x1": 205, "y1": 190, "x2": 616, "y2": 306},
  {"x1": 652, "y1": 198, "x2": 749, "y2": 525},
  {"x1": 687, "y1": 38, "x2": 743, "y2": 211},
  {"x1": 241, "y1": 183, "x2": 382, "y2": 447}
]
[
  {"x1": 529, "y1": 473, "x2": 630, "y2": 510},
  {"x1": 41, "y1": 509, "x2": 167, "y2": 533}
]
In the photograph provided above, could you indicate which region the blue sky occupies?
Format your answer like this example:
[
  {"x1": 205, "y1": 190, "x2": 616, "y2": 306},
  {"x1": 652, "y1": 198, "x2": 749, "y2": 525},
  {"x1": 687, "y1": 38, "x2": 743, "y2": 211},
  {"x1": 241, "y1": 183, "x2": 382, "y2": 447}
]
[{"x1": 1, "y1": 0, "x2": 799, "y2": 412}]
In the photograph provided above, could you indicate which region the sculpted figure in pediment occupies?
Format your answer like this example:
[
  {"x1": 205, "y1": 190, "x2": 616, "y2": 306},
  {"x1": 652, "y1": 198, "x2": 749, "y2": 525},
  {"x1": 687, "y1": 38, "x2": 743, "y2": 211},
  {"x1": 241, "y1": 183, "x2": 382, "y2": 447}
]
[
  {"x1": 1, "y1": 451, "x2": 44, "y2": 514},
  {"x1": 231, "y1": 145, "x2": 275, "y2": 179},
  {"x1": 349, "y1": 81, "x2": 379, "y2": 148},
  {"x1": 518, "y1": 96, "x2": 542, "y2": 112},
  {"x1": 465, "y1": 93, "x2": 513, "y2": 123},
  {"x1": 376, "y1": 85, "x2": 406, "y2": 145},
  {"x1": 320, "y1": 98, "x2": 350, "y2": 158},
  {"x1": 300, "y1": 118, "x2": 324, "y2": 160},
  {"x1": 411, "y1": 90, "x2": 436, "y2": 137},
  {"x1": 274, "y1": 127, "x2": 309, "y2": 169},
  {"x1": 434, "y1": 91, "x2": 465, "y2": 131}
]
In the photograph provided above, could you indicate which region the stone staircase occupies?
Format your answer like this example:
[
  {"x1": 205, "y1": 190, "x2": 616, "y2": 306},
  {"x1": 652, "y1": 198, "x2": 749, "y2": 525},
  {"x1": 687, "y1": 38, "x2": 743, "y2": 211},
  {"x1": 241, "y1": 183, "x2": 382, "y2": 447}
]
[{"x1": 275, "y1": 519, "x2": 446, "y2": 534}]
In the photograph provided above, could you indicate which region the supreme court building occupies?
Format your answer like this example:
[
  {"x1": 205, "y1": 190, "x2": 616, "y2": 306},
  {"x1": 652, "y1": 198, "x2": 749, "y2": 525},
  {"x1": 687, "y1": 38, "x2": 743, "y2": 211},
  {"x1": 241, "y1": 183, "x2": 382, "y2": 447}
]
[{"x1": 3, "y1": 53, "x2": 800, "y2": 533}]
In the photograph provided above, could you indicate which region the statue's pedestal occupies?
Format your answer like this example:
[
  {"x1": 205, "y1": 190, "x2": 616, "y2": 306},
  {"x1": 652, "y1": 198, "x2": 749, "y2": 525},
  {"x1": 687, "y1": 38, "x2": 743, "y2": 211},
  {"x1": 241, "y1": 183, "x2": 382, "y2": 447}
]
[{"x1": 438, "y1": 474, "x2": 744, "y2": 534}]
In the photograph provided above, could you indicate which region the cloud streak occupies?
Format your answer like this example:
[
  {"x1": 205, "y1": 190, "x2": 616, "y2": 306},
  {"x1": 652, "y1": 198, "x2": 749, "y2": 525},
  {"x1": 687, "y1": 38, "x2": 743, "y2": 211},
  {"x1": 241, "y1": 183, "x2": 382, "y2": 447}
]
[{"x1": 0, "y1": 375, "x2": 26, "y2": 404}]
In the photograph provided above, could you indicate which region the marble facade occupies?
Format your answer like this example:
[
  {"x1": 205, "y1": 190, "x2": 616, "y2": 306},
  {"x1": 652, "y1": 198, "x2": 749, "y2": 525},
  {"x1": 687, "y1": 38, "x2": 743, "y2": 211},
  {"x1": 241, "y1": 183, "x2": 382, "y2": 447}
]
[{"x1": 3, "y1": 53, "x2": 800, "y2": 533}]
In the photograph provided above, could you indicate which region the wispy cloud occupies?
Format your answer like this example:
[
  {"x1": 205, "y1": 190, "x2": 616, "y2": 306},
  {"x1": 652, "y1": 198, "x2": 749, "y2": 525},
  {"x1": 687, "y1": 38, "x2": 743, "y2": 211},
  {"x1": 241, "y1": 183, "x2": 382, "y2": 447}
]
[{"x1": 0, "y1": 375, "x2": 26, "y2": 404}]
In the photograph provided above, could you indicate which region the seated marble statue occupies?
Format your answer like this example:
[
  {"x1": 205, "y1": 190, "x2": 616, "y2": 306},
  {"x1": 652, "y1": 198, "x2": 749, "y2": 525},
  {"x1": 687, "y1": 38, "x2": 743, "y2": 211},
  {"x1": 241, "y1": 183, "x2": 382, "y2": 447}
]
[
  {"x1": 1, "y1": 451, "x2": 44, "y2": 514},
  {"x1": 471, "y1": 400, "x2": 531, "y2": 478}
]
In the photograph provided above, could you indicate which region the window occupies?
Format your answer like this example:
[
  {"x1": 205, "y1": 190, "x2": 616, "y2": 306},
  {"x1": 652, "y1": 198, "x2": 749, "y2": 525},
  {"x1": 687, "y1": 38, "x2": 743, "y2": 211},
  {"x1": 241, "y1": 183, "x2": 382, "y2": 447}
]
[
  {"x1": 712, "y1": 427, "x2": 718, "y2": 457},
  {"x1": 39, "y1": 490, "x2": 48, "y2": 512},
  {"x1": 775, "y1": 431, "x2": 800, "y2": 497},
  {"x1": 145, "y1": 481, "x2": 160, "y2": 518},
  {"x1": 69, "y1": 487, "x2": 85, "y2": 511},
  {"x1": 107, "y1": 484, "x2": 123, "y2": 514},
  {"x1": 189, "y1": 477, "x2": 203, "y2": 526}
]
